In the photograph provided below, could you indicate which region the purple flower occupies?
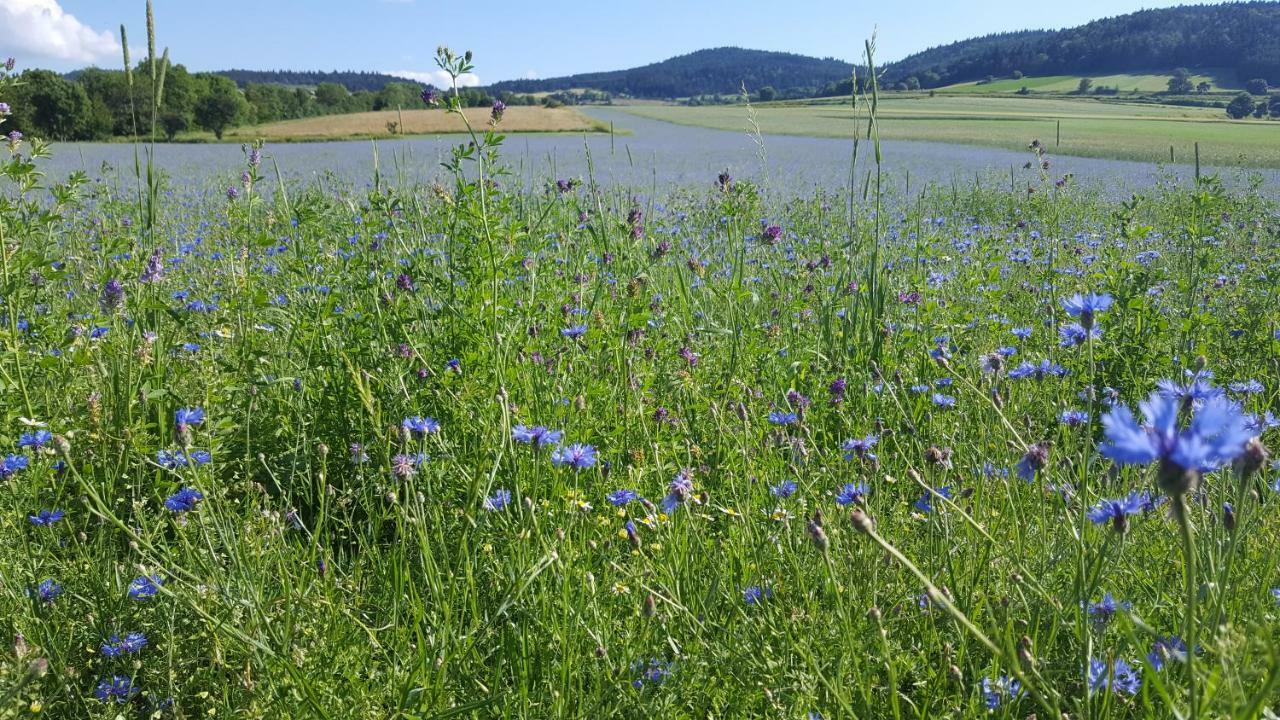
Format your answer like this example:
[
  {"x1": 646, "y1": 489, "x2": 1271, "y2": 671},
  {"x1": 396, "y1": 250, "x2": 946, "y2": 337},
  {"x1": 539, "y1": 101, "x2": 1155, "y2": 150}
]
[
  {"x1": 1087, "y1": 592, "x2": 1131, "y2": 625},
  {"x1": 607, "y1": 488, "x2": 640, "y2": 506},
  {"x1": 1086, "y1": 492, "x2": 1147, "y2": 532},
  {"x1": 842, "y1": 434, "x2": 878, "y2": 462},
  {"x1": 402, "y1": 416, "x2": 440, "y2": 437},
  {"x1": 421, "y1": 88, "x2": 439, "y2": 106},
  {"x1": 835, "y1": 482, "x2": 868, "y2": 507},
  {"x1": 551, "y1": 443, "x2": 596, "y2": 470},
  {"x1": 660, "y1": 469, "x2": 694, "y2": 513},
  {"x1": 914, "y1": 486, "x2": 952, "y2": 514},
  {"x1": 95, "y1": 675, "x2": 138, "y2": 703},
  {"x1": 513, "y1": 425, "x2": 563, "y2": 448},
  {"x1": 164, "y1": 487, "x2": 204, "y2": 513},
  {"x1": 483, "y1": 488, "x2": 512, "y2": 512},
  {"x1": 1, "y1": 454, "x2": 29, "y2": 478},
  {"x1": 1100, "y1": 390, "x2": 1252, "y2": 494},
  {"x1": 769, "y1": 480, "x2": 797, "y2": 499},
  {"x1": 101, "y1": 632, "x2": 148, "y2": 657},
  {"x1": 18, "y1": 429, "x2": 52, "y2": 449},
  {"x1": 1061, "y1": 292, "x2": 1113, "y2": 330},
  {"x1": 175, "y1": 407, "x2": 205, "y2": 429},
  {"x1": 490, "y1": 100, "x2": 506, "y2": 122},
  {"x1": 0, "y1": 102, "x2": 9, "y2": 115},
  {"x1": 128, "y1": 574, "x2": 164, "y2": 600},
  {"x1": 29, "y1": 509, "x2": 64, "y2": 526},
  {"x1": 742, "y1": 585, "x2": 773, "y2": 605},
  {"x1": 34, "y1": 579, "x2": 62, "y2": 603}
]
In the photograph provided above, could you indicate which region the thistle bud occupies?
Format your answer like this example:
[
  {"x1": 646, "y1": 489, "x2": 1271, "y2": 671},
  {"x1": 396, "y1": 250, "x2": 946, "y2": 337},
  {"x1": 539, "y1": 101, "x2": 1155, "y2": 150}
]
[
  {"x1": 1223, "y1": 502, "x2": 1236, "y2": 533},
  {"x1": 806, "y1": 519, "x2": 829, "y2": 552},
  {"x1": 849, "y1": 508, "x2": 875, "y2": 534},
  {"x1": 642, "y1": 593, "x2": 656, "y2": 618}
]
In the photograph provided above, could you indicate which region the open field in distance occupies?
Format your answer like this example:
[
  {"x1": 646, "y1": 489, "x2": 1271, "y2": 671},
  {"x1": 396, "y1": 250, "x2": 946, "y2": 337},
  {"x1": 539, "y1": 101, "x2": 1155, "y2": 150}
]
[{"x1": 621, "y1": 96, "x2": 1280, "y2": 168}]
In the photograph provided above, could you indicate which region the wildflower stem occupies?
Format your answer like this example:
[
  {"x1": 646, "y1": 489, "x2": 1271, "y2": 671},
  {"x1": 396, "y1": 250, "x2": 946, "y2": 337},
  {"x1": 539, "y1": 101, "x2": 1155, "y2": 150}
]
[{"x1": 1172, "y1": 495, "x2": 1200, "y2": 718}]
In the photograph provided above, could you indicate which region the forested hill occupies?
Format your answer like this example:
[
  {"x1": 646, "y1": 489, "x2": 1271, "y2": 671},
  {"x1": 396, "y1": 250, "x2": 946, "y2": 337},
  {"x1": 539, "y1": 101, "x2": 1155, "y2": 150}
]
[
  {"x1": 488, "y1": 47, "x2": 855, "y2": 98},
  {"x1": 213, "y1": 69, "x2": 407, "y2": 91},
  {"x1": 882, "y1": 2, "x2": 1280, "y2": 88}
]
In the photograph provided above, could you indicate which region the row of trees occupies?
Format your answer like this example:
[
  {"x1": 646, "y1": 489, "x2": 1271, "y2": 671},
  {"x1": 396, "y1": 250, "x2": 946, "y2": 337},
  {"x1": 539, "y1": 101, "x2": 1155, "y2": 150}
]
[
  {"x1": 1226, "y1": 92, "x2": 1280, "y2": 118},
  {"x1": 4, "y1": 64, "x2": 547, "y2": 141}
]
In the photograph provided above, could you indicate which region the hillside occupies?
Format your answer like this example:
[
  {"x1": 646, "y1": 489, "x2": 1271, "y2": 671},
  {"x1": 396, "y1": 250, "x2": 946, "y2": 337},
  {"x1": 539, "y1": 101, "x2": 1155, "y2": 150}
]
[
  {"x1": 488, "y1": 47, "x2": 854, "y2": 98},
  {"x1": 882, "y1": 2, "x2": 1280, "y2": 88}
]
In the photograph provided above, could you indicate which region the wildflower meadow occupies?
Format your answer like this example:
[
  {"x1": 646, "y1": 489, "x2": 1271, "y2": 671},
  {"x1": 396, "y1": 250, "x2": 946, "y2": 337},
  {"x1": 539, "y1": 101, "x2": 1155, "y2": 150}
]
[{"x1": 3, "y1": 23, "x2": 1280, "y2": 720}]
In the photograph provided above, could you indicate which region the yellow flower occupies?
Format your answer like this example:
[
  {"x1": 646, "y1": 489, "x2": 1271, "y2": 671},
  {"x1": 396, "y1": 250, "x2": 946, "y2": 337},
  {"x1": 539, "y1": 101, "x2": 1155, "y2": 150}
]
[{"x1": 612, "y1": 582, "x2": 630, "y2": 595}]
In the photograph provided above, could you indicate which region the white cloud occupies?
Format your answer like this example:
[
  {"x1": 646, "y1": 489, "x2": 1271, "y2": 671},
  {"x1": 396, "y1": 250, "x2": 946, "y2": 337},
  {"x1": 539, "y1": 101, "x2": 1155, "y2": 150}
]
[
  {"x1": 0, "y1": 0, "x2": 120, "y2": 67},
  {"x1": 523, "y1": 70, "x2": 538, "y2": 80},
  {"x1": 386, "y1": 69, "x2": 481, "y2": 88}
]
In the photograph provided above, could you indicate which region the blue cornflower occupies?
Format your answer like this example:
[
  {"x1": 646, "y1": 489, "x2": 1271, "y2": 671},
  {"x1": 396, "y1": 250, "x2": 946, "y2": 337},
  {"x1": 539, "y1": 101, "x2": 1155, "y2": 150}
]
[
  {"x1": 483, "y1": 488, "x2": 512, "y2": 512},
  {"x1": 401, "y1": 416, "x2": 440, "y2": 437},
  {"x1": 660, "y1": 470, "x2": 694, "y2": 513},
  {"x1": 1229, "y1": 379, "x2": 1265, "y2": 395},
  {"x1": 931, "y1": 393, "x2": 956, "y2": 408},
  {"x1": 770, "y1": 480, "x2": 797, "y2": 499},
  {"x1": 1100, "y1": 391, "x2": 1253, "y2": 494},
  {"x1": 1087, "y1": 592, "x2": 1132, "y2": 625},
  {"x1": 1060, "y1": 410, "x2": 1090, "y2": 426},
  {"x1": 1058, "y1": 323, "x2": 1100, "y2": 347},
  {"x1": 607, "y1": 489, "x2": 640, "y2": 506},
  {"x1": 28, "y1": 509, "x2": 64, "y2": 526},
  {"x1": 1015, "y1": 442, "x2": 1051, "y2": 482},
  {"x1": 551, "y1": 443, "x2": 597, "y2": 470},
  {"x1": 95, "y1": 675, "x2": 137, "y2": 703},
  {"x1": 174, "y1": 407, "x2": 204, "y2": 428},
  {"x1": 1011, "y1": 327, "x2": 1033, "y2": 340},
  {"x1": 742, "y1": 586, "x2": 773, "y2": 605},
  {"x1": 0, "y1": 454, "x2": 29, "y2": 478},
  {"x1": 914, "y1": 486, "x2": 952, "y2": 514},
  {"x1": 18, "y1": 429, "x2": 52, "y2": 449},
  {"x1": 841, "y1": 434, "x2": 878, "y2": 462},
  {"x1": 835, "y1": 482, "x2": 868, "y2": 507},
  {"x1": 512, "y1": 425, "x2": 563, "y2": 449},
  {"x1": 101, "y1": 632, "x2": 148, "y2": 657},
  {"x1": 164, "y1": 487, "x2": 204, "y2": 513},
  {"x1": 1147, "y1": 636, "x2": 1188, "y2": 671},
  {"x1": 34, "y1": 579, "x2": 62, "y2": 604},
  {"x1": 1086, "y1": 492, "x2": 1147, "y2": 532},
  {"x1": 768, "y1": 411, "x2": 799, "y2": 425},
  {"x1": 1061, "y1": 292, "x2": 1113, "y2": 330},
  {"x1": 1156, "y1": 370, "x2": 1222, "y2": 407},
  {"x1": 630, "y1": 658, "x2": 672, "y2": 689},
  {"x1": 1272, "y1": 588, "x2": 1280, "y2": 605},
  {"x1": 980, "y1": 675, "x2": 1023, "y2": 710},
  {"x1": 1112, "y1": 659, "x2": 1141, "y2": 695},
  {"x1": 561, "y1": 324, "x2": 587, "y2": 339},
  {"x1": 128, "y1": 574, "x2": 164, "y2": 600},
  {"x1": 1008, "y1": 359, "x2": 1068, "y2": 380}
]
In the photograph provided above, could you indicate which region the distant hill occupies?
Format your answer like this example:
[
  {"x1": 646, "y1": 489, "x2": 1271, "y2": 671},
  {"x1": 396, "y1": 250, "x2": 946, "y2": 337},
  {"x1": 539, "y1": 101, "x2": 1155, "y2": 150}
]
[
  {"x1": 487, "y1": 47, "x2": 855, "y2": 98},
  {"x1": 214, "y1": 69, "x2": 407, "y2": 91},
  {"x1": 882, "y1": 2, "x2": 1280, "y2": 88}
]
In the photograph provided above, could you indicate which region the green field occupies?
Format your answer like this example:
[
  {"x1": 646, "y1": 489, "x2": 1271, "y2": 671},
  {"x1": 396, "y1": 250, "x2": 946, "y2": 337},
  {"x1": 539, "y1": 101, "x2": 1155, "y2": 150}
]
[
  {"x1": 621, "y1": 95, "x2": 1280, "y2": 168},
  {"x1": 941, "y1": 70, "x2": 1236, "y2": 94}
]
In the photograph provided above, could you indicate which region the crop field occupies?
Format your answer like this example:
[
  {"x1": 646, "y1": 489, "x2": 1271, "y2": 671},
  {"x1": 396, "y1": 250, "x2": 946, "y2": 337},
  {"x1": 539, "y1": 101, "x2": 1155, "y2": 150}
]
[
  {"x1": 622, "y1": 97, "x2": 1280, "y2": 168},
  {"x1": 216, "y1": 106, "x2": 608, "y2": 142},
  {"x1": 6, "y1": 46, "x2": 1280, "y2": 720},
  {"x1": 939, "y1": 71, "x2": 1235, "y2": 94}
]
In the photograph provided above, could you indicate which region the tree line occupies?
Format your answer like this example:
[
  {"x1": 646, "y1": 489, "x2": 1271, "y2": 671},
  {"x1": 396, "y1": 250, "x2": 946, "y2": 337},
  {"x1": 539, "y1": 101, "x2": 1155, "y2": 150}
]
[{"x1": 3, "y1": 64, "x2": 549, "y2": 141}]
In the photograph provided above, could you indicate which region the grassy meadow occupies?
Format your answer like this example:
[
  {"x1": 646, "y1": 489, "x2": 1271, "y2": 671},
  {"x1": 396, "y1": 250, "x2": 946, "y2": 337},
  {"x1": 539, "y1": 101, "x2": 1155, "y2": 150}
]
[
  {"x1": 622, "y1": 96, "x2": 1280, "y2": 168},
  {"x1": 6, "y1": 38, "x2": 1280, "y2": 720},
  {"x1": 939, "y1": 70, "x2": 1236, "y2": 94}
]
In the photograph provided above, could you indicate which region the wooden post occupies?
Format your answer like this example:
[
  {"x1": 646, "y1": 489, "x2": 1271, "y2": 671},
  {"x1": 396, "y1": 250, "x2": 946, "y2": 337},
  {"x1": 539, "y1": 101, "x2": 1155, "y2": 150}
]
[
  {"x1": 1170, "y1": 146, "x2": 1174, "y2": 163},
  {"x1": 397, "y1": 105, "x2": 404, "y2": 135},
  {"x1": 1194, "y1": 142, "x2": 1201, "y2": 181},
  {"x1": 1056, "y1": 119, "x2": 1061, "y2": 148}
]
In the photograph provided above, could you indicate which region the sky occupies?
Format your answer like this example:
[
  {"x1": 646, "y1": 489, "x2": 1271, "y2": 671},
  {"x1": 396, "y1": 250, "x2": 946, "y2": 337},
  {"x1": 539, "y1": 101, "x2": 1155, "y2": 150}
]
[{"x1": 0, "y1": 0, "x2": 1230, "y2": 86}]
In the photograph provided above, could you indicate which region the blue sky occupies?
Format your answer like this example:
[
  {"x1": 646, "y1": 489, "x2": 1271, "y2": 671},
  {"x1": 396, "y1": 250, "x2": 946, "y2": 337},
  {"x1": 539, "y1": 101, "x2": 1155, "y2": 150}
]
[{"x1": 2, "y1": 0, "x2": 1228, "y2": 85}]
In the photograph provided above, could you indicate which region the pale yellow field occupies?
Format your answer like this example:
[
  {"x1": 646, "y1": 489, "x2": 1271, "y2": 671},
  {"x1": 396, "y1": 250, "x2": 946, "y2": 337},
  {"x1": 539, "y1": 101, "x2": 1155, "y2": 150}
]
[{"x1": 226, "y1": 106, "x2": 606, "y2": 140}]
